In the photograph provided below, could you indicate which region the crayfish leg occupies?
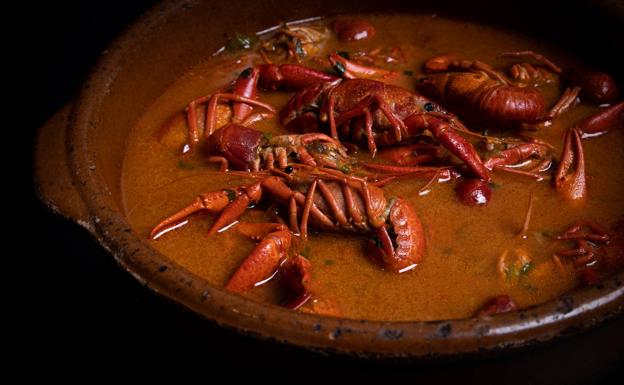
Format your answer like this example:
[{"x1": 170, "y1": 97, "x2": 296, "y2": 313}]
[
  {"x1": 546, "y1": 86, "x2": 581, "y2": 120},
  {"x1": 329, "y1": 52, "x2": 396, "y2": 80},
  {"x1": 186, "y1": 95, "x2": 211, "y2": 149},
  {"x1": 477, "y1": 295, "x2": 518, "y2": 317},
  {"x1": 300, "y1": 178, "x2": 319, "y2": 241},
  {"x1": 577, "y1": 102, "x2": 624, "y2": 137},
  {"x1": 500, "y1": 50, "x2": 563, "y2": 74},
  {"x1": 225, "y1": 230, "x2": 293, "y2": 293},
  {"x1": 555, "y1": 128, "x2": 587, "y2": 205},
  {"x1": 207, "y1": 184, "x2": 262, "y2": 236},
  {"x1": 150, "y1": 191, "x2": 232, "y2": 239},
  {"x1": 333, "y1": 93, "x2": 405, "y2": 146},
  {"x1": 236, "y1": 222, "x2": 289, "y2": 240},
  {"x1": 426, "y1": 117, "x2": 491, "y2": 181},
  {"x1": 279, "y1": 254, "x2": 313, "y2": 310},
  {"x1": 206, "y1": 93, "x2": 276, "y2": 138},
  {"x1": 231, "y1": 67, "x2": 260, "y2": 122}
]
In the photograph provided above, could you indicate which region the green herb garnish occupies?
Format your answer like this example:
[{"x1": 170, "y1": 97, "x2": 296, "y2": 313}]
[
  {"x1": 506, "y1": 261, "x2": 534, "y2": 280},
  {"x1": 541, "y1": 230, "x2": 555, "y2": 238},
  {"x1": 178, "y1": 160, "x2": 195, "y2": 170},
  {"x1": 294, "y1": 39, "x2": 305, "y2": 58},
  {"x1": 505, "y1": 265, "x2": 517, "y2": 280},
  {"x1": 339, "y1": 165, "x2": 352, "y2": 174},
  {"x1": 519, "y1": 261, "x2": 534, "y2": 275},
  {"x1": 224, "y1": 189, "x2": 236, "y2": 202},
  {"x1": 225, "y1": 33, "x2": 257, "y2": 52},
  {"x1": 371, "y1": 235, "x2": 383, "y2": 249},
  {"x1": 333, "y1": 62, "x2": 346, "y2": 77},
  {"x1": 524, "y1": 283, "x2": 537, "y2": 292}
]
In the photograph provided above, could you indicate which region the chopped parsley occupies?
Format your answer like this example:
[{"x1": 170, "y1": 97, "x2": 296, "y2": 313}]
[
  {"x1": 294, "y1": 39, "x2": 305, "y2": 58},
  {"x1": 371, "y1": 235, "x2": 383, "y2": 249},
  {"x1": 333, "y1": 61, "x2": 346, "y2": 77},
  {"x1": 177, "y1": 160, "x2": 195, "y2": 170},
  {"x1": 224, "y1": 189, "x2": 236, "y2": 202},
  {"x1": 225, "y1": 33, "x2": 257, "y2": 52},
  {"x1": 506, "y1": 261, "x2": 534, "y2": 280},
  {"x1": 339, "y1": 165, "x2": 352, "y2": 174},
  {"x1": 520, "y1": 261, "x2": 534, "y2": 275}
]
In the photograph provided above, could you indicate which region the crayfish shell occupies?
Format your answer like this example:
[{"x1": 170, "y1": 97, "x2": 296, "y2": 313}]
[
  {"x1": 369, "y1": 197, "x2": 426, "y2": 272},
  {"x1": 418, "y1": 72, "x2": 545, "y2": 128}
]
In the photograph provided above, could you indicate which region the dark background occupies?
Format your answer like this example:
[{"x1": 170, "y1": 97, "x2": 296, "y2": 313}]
[{"x1": 27, "y1": 1, "x2": 623, "y2": 381}]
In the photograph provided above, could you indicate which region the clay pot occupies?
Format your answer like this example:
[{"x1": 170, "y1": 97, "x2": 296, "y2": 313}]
[{"x1": 34, "y1": 0, "x2": 623, "y2": 358}]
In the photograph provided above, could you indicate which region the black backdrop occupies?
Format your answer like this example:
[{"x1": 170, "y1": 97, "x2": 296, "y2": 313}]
[{"x1": 26, "y1": 1, "x2": 624, "y2": 381}]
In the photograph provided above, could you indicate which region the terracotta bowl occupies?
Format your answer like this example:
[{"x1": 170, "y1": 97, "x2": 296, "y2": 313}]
[{"x1": 34, "y1": 0, "x2": 623, "y2": 358}]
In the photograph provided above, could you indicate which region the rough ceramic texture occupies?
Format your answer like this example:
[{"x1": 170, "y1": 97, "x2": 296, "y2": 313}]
[{"x1": 34, "y1": 0, "x2": 623, "y2": 358}]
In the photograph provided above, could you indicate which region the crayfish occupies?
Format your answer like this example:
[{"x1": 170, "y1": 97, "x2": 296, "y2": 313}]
[
  {"x1": 206, "y1": 123, "x2": 354, "y2": 173},
  {"x1": 553, "y1": 220, "x2": 624, "y2": 286},
  {"x1": 150, "y1": 170, "x2": 426, "y2": 308},
  {"x1": 417, "y1": 52, "x2": 620, "y2": 131},
  {"x1": 148, "y1": 15, "x2": 624, "y2": 316},
  {"x1": 270, "y1": 54, "x2": 491, "y2": 180},
  {"x1": 183, "y1": 54, "x2": 490, "y2": 182}
]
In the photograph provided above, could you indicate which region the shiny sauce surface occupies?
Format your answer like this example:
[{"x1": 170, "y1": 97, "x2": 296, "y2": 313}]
[{"x1": 121, "y1": 14, "x2": 624, "y2": 321}]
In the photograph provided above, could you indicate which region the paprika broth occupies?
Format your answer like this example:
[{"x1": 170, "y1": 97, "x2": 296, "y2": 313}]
[{"x1": 121, "y1": 14, "x2": 624, "y2": 321}]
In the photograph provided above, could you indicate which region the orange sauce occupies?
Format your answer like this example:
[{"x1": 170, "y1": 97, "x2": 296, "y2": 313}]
[{"x1": 121, "y1": 14, "x2": 624, "y2": 321}]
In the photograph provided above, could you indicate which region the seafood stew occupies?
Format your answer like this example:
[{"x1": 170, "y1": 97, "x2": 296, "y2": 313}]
[{"x1": 121, "y1": 14, "x2": 624, "y2": 321}]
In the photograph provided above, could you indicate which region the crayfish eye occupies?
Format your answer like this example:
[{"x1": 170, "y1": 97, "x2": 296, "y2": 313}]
[
  {"x1": 240, "y1": 67, "x2": 253, "y2": 78},
  {"x1": 284, "y1": 166, "x2": 294, "y2": 174},
  {"x1": 424, "y1": 102, "x2": 434, "y2": 112},
  {"x1": 370, "y1": 235, "x2": 383, "y2": 249}
]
